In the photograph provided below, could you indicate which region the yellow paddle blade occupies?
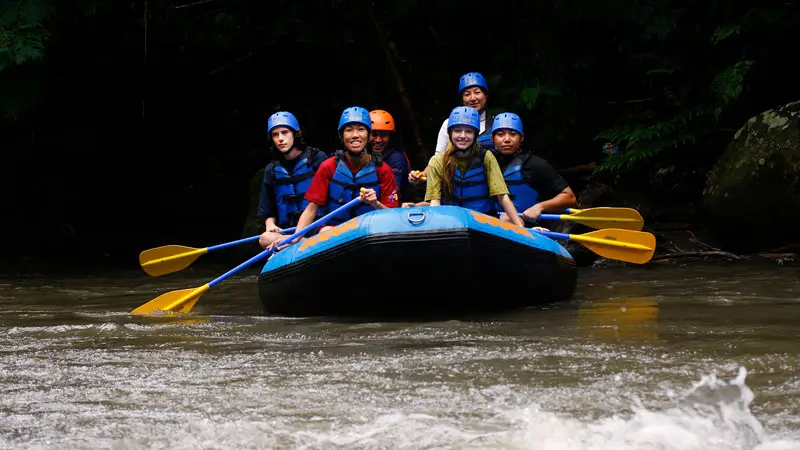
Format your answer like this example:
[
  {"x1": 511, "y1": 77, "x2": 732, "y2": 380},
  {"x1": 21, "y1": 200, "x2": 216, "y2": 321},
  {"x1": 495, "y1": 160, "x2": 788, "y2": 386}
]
[
  {"x1": 139, "y1": 245, "x2": 208, "y2": 276},
  {"x1": 570, "y1": 228, "x2": 656, "y2": 264},
  {"x1": 562, "y1": 207, "x2": 644, "y2": 231},
  {"x1": 130, "y1": 284, "x2": 210, "y2": 315}
]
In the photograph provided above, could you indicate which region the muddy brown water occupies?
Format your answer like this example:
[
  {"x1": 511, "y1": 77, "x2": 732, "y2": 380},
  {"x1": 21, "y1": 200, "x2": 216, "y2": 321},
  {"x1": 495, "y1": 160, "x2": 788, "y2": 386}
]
[{"x1": 1, "y1": 263, "x2": 799, "y2": 449}]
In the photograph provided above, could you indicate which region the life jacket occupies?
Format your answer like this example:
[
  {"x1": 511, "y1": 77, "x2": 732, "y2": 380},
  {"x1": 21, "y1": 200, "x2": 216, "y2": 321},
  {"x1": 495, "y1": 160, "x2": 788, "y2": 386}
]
[
  {"x1": 326, "y1": 150, "x2": 381, "y2": 224},
  {"x1": 382, "y1": 147, "x2": 411, "y2": 197},
  {"x1": 476, "y1": 113, "x2": 494, "y2": 147},
  {"x1": 382, "y1": 147, "x2": 411, "y2": 171},
  {"x1": 268, "y1": 148, "x2": 323, "y2": 227},
  {"x1": 499, "y1": 151, "x2": 539, "y2": 213},
  {"x1": 443, "y1": 147, "x2": 495, "y2": 214}
]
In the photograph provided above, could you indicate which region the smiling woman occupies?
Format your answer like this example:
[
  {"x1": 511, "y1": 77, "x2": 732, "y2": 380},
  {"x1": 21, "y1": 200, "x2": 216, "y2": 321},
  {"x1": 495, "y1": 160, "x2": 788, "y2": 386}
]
[
  {"x1": 287, "y1": 106, "x2": 400, "y2": 237},
  {"x1": 424, "y1": 106, "x2": 524, "y2": 226}
]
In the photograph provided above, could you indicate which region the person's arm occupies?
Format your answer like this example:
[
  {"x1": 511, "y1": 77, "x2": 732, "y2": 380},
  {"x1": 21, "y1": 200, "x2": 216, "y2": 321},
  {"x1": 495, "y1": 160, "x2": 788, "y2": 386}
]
[
  {"x1": 386, "y1": 151, "x2": 409, "y2": 196},
  {"x1": 497, "y1": 194, "x2": 523, "y2": 226},
  {"x1": 424, "y1": 154, "x2": 444, "y2": 205},
  {"x1": 524, "y1": 187, "x2": 577, "y2": 219},
  {"x1": 483, "y1": 152, "x2": 524, "y2": 226},
  {"x1": 294, "y1": 202, "x2": 319, "y2": 233},
  {"x1": 434, "y1": 118, "x2": 449, "y2": 154},
  {"x1": 523, "y1": 156, "x2": 578, "y2": 220},
  {"x1": 370, "y1": 163, "x2": 399, "y2": 209}
]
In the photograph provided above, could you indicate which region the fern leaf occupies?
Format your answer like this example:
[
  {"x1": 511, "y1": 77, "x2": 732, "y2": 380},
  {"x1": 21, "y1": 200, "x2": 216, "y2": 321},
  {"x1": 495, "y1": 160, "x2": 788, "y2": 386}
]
[{"x1": 711, "y1": 24, "x2": 741, "y2": 44}]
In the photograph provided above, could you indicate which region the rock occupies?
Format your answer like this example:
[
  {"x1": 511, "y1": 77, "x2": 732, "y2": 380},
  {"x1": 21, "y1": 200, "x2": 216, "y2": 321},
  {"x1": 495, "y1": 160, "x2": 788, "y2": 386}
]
[{"x1": 702, "y1": 100, "x2": 800, "y2": 253}]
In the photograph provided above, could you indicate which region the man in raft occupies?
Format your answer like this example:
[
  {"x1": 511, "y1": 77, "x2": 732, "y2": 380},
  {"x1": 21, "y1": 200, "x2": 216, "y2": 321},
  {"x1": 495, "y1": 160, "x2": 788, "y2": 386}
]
[
  {"x1": 289, "y1": 106, "x2": 399, "y2": 237},
  {"x1": 490, "y1": 112, "x2": 577, "y2": 226},
  {"x1": 257, "y1": 111, "x2": 329, "y2": 249},
  {"x1": 369, "y1": 109, "x2": 412, "y2": 203}
]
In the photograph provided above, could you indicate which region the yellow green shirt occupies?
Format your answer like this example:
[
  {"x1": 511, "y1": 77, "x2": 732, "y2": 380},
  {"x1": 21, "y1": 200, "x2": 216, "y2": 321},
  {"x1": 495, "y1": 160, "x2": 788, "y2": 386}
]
[{"x1": 425, "y1": 150, "x2": 509, "y2": 202}]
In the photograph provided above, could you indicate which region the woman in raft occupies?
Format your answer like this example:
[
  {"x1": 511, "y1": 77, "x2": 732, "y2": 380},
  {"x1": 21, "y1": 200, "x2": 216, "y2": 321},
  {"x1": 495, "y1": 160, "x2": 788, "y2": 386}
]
[{"x1": 420, "y1": 106, "x2": 524, "y2": 226}]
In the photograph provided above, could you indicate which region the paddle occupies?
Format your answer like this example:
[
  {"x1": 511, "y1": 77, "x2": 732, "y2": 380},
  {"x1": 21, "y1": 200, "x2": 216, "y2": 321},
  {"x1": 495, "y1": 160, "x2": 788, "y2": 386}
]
[
  {"x1": 130, "y1": 194, "x2": 365, "y2": 315},
  {"x1": 533, "y1": 228, "x2": 656, "y2": 264},
  {"x1": 139, "y1": 227, "x2": 298, "y2": 277},
  {"x1": 538, "y1": 207, "x2": 644, "y2": 231}
]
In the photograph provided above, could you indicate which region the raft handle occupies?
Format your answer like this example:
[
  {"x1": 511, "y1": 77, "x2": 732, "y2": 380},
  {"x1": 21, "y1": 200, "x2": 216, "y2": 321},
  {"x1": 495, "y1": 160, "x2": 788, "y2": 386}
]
[{"x1": 407, "y1": 210, "x2": 426, "y2": 225}]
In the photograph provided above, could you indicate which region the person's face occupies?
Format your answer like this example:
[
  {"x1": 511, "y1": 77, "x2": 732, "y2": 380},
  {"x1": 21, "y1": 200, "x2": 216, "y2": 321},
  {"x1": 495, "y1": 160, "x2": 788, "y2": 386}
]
[
  {"x1": 342, "y1": 124, "x2": 369, "y2": 153},
  {"x1": 492, "y1": 129, "x2": 524, "y2": 155},
  {"x1": 450, "y1": 126, "x2": 476, "y2": 151},
  {"x1": 271, "y1": 126, "x2": 294, "y2": 153},
  {"x1": 370, "y1": 130, "x2": 391, "y2": 153},
  {"x1": 461, "y1": 87, "x2": 487, "y2": 111}
]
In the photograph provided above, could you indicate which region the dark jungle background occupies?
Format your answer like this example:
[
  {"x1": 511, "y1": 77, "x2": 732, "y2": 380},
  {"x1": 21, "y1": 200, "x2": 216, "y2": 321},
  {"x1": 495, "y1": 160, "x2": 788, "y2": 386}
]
[{"x1": 2, "y1": 0, "x2": 799, "y2": 272}]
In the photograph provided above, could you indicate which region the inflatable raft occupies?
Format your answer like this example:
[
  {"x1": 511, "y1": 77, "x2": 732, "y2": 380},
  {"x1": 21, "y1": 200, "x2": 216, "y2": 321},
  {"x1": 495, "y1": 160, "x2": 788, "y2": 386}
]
[{"x1": 258, "y1": 206, "x2": 577, "y2": 317}]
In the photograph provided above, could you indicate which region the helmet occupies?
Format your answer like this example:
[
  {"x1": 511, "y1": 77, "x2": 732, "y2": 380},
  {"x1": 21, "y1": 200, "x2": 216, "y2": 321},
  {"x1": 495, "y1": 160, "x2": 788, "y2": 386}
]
[
  {"x1": 458, "y1": 72, "x2": 488, "y2": 94},
  {"x1": 447, "y1": 106, "x2": 480, "y2": 132},
  {"x1": 267, "y1": 111, "x2": 300, "y2": 134},
  {"x1": 369, "y1": 109, "x2": 395, "y2": 132},
  {"x1": 338, "y1": 106, "x2": 372, "y2": 132},
  {"x1": 492, "y1": 113, "x2": 524, "y2": 135}
]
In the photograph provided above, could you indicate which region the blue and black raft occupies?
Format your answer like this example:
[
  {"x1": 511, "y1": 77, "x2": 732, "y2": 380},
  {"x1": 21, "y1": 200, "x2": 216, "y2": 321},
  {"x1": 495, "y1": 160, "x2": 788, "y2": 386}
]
[
  {"x1": 132, "y1": 203, "x2": 652, "y2": 317},
  {"x1": 257, "y1": 206, "x2": 578, "y2": 317}
]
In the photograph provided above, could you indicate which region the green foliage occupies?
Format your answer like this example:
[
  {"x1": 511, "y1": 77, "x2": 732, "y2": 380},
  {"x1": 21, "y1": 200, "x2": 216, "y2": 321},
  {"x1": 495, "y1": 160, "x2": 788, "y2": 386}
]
[
  {"x1": 711, "y1": 24, "x2": 740, "y2": 44},
  {"x1": 711, "y1": 60, "x2": 755, "y2": 106},
  {"x1": 593, "y1": 3, "x2": 766, "y2": 175},
  {"x1": 521, "y1": 83, "x2": 563, "y2": 110},
  {"x1": 0, "y1": 0, "x2": 54, "y2": 71}
]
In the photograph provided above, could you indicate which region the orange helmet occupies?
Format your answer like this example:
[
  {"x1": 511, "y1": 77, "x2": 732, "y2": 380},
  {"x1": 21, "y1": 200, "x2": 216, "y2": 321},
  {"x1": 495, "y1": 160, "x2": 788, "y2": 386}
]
[{"x1": 369, "y1": 109, "x2": 395, "y2": 132}]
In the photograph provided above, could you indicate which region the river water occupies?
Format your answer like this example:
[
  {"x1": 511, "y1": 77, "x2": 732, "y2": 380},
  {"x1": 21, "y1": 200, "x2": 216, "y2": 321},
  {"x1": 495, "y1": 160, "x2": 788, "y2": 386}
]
[{"x1": 1, "y1": 262, "x2": 799, "y2": 449}]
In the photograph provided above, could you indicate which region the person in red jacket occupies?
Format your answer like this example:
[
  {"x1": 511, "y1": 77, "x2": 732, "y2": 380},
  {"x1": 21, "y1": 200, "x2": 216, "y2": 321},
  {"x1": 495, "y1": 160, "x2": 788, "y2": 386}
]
[{"x1": 291, "y1": 106, "x2": 399, "y2": 237}]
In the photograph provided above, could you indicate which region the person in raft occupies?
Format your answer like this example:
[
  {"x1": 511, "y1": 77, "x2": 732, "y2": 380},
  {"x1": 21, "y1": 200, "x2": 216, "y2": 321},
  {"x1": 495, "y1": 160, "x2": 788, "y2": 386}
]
[
  {"x1": 490, "y1": 112, "x2": 577, "y2": 226},
  {"x1": 257, "y1": 111, "x2": 329, "y2": 249},
  {"x1": 284, "y1": 106, "x2": 399, "y2": 241},
  {"x1": 369, "y1": 109, "x2": 412, "y2": 203},
  {"x1": 422, "y1": 106, "x2": 524, "y2": 226},
  {"x1": 408, "y1": 71, "x2": 494, "y2": 187}
]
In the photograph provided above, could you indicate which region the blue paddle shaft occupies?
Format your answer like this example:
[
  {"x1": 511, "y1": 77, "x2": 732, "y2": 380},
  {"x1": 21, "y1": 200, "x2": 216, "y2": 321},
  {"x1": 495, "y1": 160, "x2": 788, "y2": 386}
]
[
  {"x1": 538, "y1": 214, "x2": 561, "y2": 221},
  {"x1": 206, "y1": 227, "x2": 297, "y2": 252},
  {"x1": 207, "y1": 235, "x2": 260, "y2": 252},
  {"x1": 539, "y1": 231, "x2": 570, "y2": 240},
  {"x1": 207, "y1": 197, "x2": 363, "y2": 288}
]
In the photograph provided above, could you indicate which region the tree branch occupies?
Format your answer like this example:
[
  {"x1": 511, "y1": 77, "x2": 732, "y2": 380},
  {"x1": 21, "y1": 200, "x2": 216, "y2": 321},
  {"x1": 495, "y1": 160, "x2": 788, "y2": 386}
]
[
  {"x1": 652, "y1": 251, "x2": 744, "y2": 262},
  {"x1": 172, "y1": 0, "x2": 218, "y2": 9},
  {"x1": 362, "y1": 0, "x2": 429, "y2": 161}
]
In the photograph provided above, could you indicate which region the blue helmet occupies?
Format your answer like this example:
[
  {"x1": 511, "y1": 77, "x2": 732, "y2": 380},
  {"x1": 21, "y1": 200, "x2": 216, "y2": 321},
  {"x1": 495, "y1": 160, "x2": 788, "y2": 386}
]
[
  {"x1": 492, "y1": 113, "x2": 524, "y2": 135},
  {"x1": 447, "y1": 106, "x2": 480, "y2": 132},
  {"x1": 338, "y1": 106, "x2": 372, "y2": 132},
  {"x1": 458, "y1": 72, "x2": 488, "y2": 94},
  {"x1": 267, "y1": 111, "x2": 300, "y2": 134}
]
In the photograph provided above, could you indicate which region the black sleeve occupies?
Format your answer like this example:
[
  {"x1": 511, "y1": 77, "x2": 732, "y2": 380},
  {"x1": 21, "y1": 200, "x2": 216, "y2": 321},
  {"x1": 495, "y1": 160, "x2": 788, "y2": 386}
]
[
  {"x1": 524, "y1": 156, "x2": 570, "y2": 201},
  {"x1": 256, "y1": 163, "x2": 277, "y2": 219}
]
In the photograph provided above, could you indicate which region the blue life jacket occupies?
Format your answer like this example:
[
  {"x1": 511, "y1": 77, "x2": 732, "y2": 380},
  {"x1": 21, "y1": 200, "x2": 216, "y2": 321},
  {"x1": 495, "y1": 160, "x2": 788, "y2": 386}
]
[
  {"x1": 268, "y1": 148, "x2": 322, "y2": 227},
  {"x1": 476, "y1": 113, "x2": 494, "y2": 148},
  {"x1": 443, "y1": 148, "x2": 495, "y2": 215},
  {"x1": 500, "y1": 151, "x2": 539, "y2": 214},
  {"x1": 382, "y1": 147, "x2": 411, "y2": 198},
  {"x1": 326, "y1": 150, "x2": 381, "y2": 224}
]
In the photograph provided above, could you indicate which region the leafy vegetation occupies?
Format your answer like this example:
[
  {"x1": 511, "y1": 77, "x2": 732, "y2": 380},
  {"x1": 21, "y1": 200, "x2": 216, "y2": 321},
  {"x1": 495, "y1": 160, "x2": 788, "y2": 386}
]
[{"x1": 2, "y1": 0, "x2": 800, "y2": 262}]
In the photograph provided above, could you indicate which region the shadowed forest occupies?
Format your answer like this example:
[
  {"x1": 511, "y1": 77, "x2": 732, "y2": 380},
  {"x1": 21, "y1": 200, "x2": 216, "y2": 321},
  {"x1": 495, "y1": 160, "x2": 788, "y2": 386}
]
[{"x1": 2, "y1": 0, "x2": 800, "y2": 272}]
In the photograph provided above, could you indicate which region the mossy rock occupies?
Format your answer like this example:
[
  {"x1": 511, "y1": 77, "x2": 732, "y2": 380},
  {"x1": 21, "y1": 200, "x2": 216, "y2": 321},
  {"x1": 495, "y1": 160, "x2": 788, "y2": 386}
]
[{"x1": 702, "y1": 101, "x2": 800, "y2": 252}]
